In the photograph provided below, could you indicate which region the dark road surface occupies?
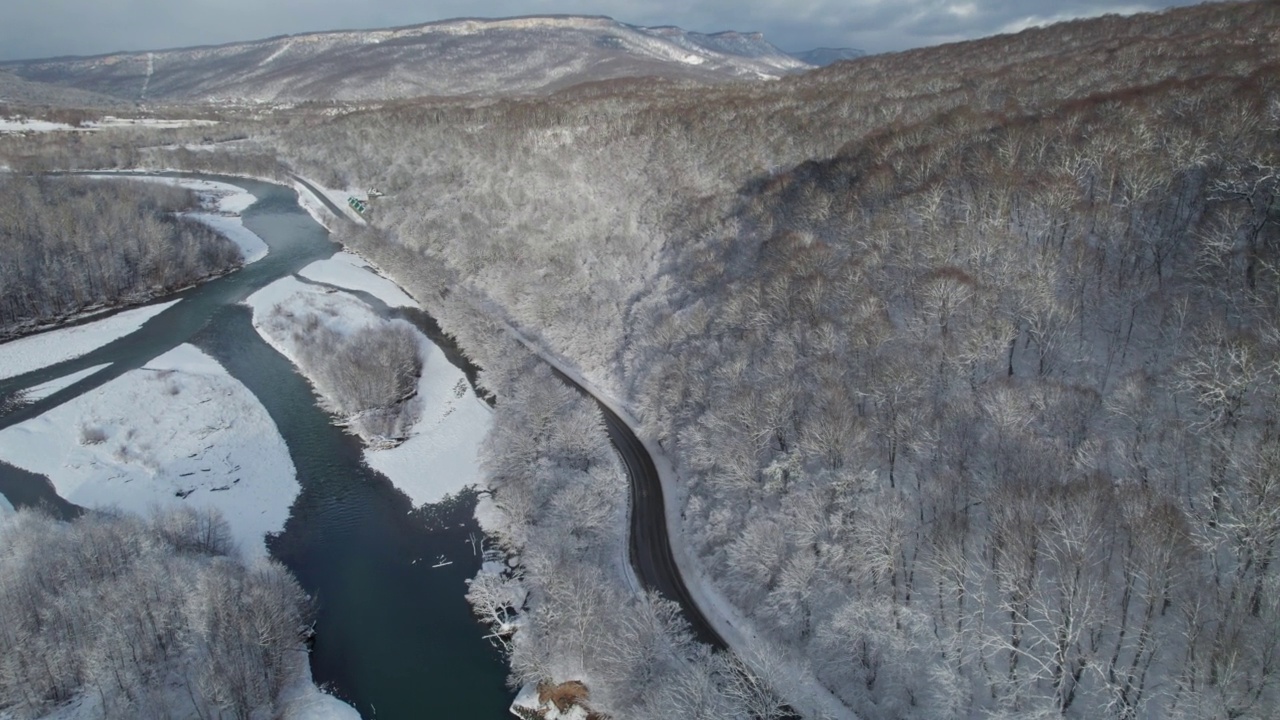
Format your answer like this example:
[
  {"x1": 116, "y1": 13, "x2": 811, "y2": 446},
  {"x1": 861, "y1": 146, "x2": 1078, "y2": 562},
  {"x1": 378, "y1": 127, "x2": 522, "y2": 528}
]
[{"x1": 549, "y1": 369, "x2": 728, "y2": 650}]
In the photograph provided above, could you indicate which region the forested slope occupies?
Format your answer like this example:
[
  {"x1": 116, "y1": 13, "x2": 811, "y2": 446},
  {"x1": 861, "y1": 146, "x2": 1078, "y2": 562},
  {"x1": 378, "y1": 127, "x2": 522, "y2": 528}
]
[
  {"x1": 0, "y1": 176, "x2": 241, "y2": 338},
  {"x1": 266, "y1": 2, "x2": 1278, "y2": 717},
  {"x1": 0, "y1": 507, "x2": 313, "y2": 719}
]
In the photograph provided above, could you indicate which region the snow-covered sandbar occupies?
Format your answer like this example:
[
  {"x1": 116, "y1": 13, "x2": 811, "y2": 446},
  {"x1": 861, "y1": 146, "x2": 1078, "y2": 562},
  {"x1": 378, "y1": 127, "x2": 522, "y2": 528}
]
[
  {"x1": 299, "y1": 252, "x2": 418, "y2": 308},
  {"x1": 247, "y1": 272, "x2": 490, "y2": 507},
  {"x1": 0, "y1": 344, "x2": 298, "y2": 558},
  {"x1": 0, "y1": 300, "x2": 179, "y2": 381}
]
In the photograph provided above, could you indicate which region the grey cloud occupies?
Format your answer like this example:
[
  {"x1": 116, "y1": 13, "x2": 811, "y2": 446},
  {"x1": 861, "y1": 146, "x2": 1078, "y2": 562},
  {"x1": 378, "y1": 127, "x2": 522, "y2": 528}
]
[{"x1": 1, "y1": 0, "x2": 1216, "y2": 62}]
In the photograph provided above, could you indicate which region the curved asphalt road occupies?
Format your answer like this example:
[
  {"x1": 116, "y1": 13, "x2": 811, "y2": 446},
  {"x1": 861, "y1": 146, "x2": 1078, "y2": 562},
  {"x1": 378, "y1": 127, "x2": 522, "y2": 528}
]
[
  {"x1": 549, "y1": 369, "x2": 728, "y2": 650},
  {"x1": 292, "y1": 174, "x2": 349, "y2": 217}
]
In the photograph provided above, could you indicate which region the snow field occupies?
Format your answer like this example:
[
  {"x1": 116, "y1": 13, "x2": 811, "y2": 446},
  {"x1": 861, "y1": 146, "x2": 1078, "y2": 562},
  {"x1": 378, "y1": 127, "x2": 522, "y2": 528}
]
[
  {"x1": 0, "y1": 344, "x2": 298, "y2": 560},
  {"x1": 0, "y1": 300, "x2": 179, "y2": 381},
  {"x1": 0, "y1": 117, "x2": 218, "y2": 134}
]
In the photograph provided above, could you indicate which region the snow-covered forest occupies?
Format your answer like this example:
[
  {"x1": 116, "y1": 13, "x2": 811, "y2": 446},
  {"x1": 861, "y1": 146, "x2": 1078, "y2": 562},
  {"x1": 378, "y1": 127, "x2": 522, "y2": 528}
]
[
  {"x1": 264, "y1": 3, "x2": 1280, "y2": 717},
  {"x1": 0, "y1": 507, "x2": 314, "y2": 719},
  {"x1": 3, "y1": 1, "x2": 1278, "y2": 718},
  {"x1": 0, "y1": 176, "x2": 240, "y2": 337}
]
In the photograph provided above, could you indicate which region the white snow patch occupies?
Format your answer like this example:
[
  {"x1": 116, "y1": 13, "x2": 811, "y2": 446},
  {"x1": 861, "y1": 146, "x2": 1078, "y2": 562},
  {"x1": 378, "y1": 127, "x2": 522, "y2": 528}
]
[
  {"x1": 0, "y1": 300, "x2": 179, "y2": 381},
  {"x1": 260, "y1": 38, "x2": 297, "y2": 65},
  {"x1": 0, "y1": 344, "x2": 298, "y2": 559},
  {"x1": 247, "y1": 277, "x2": 491, "y2": 507},
  {"x1": 185, "y1": 212, "x2": 268, "y2": 264},
  {"x1": 279, "y1": 654, "x2": 361, "y2": 720},
  {"x1": 17, "y1": 364, "x2": 111, "y2": 402},
  {"x1": 0, "y1": 117, "x2": 76, "y2": 133},
  {"x1": 474, "y1": 492, "x2": 504, "y2": 534},
  {"x1": 246, "y1": 277, "x2": 382, "y2": 351},
  {"x1": 293, "y1": 180, "x2": 334, "y2": 229},
  {"x1": 298, "y1": 252, "x2": 418, "y2": 308},
  {"x1": 364, "y1": 340, "x2": 491, "y2": 506},
  {"x1": 0, "y1": 491, "x2": 12, "y2": 516},
  {"x1": 0, "y1": 117, "x2": 218, "y2": 134},
  {"x1": 86, "y1": 117, "x2": 219, "y2": 130}
]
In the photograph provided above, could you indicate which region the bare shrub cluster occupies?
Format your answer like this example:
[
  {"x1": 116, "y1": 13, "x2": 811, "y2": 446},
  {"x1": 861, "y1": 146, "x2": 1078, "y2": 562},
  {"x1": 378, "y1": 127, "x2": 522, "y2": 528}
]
[{"x1": 264, "y1": 306, "x2": 425, "y2": 443}]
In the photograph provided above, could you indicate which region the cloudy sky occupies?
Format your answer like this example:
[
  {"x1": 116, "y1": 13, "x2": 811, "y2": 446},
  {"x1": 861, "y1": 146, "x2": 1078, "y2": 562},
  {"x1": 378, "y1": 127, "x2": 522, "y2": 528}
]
[{"x1": 2, "y1": 0, "x2": 1215, "y2": 61}]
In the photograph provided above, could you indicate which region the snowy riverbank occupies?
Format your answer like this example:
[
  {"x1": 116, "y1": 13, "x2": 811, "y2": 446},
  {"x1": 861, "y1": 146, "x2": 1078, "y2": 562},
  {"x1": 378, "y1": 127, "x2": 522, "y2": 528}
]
[
  {"x1": 0, "y1": 344, "x2": 298, "y2": 559},
  {"x1": 0, "y1": 300, "x2": 178, "y2": 381}
]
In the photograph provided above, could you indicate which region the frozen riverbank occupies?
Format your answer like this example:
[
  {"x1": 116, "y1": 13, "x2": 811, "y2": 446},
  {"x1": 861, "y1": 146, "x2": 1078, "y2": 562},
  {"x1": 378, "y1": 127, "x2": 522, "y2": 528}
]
[
  {"x1": 0, "y1": 344, "x2": 298, "y2": 559},
  {"x1": 0, "y1": 300, "x2": 179, "y2": 381}
]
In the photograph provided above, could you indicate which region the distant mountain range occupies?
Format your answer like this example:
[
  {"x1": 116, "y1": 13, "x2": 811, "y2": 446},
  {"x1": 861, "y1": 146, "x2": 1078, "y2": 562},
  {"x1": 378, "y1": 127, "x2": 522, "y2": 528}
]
[
  {"x1": 788, "y1": 47, "x2": 866, "y2": 66},
  {"x1": 0, "y1": 16, "x2": 859, "y2": 104}
]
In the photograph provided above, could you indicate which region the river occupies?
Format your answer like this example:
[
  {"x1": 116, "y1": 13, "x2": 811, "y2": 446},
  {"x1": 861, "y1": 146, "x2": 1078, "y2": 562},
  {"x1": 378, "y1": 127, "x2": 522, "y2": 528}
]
[{"x1": 0, "y1": 175, "x2": 513, "y2": 719}]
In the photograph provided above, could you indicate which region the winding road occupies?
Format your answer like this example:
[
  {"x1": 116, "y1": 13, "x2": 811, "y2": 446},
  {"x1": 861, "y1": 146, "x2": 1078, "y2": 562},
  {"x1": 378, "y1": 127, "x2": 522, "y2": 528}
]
[
  {"x1": 293, "y1": 175, "x2": 728, "y2": 647},
  {"x1": 551, "y1": 368, "x2": 728, "y2": 649}
]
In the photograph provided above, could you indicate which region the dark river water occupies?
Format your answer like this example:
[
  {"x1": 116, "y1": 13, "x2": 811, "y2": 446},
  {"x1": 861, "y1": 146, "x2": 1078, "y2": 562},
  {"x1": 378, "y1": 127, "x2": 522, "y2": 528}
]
[{"x1": 0, "y1": 175, "x2": 513, "y2": 719}]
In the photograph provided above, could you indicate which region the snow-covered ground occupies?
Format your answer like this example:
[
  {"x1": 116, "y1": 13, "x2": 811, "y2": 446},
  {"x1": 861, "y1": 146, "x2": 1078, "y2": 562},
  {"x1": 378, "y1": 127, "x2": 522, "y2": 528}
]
[
  {"x1": 299, "y1": 252, "x2": 418, "y2": 308},
  {"x1": 0, "y1": 117, "x2": 217, "y2": 134},
  {"x1": 87, "y1": 117, "x2": 219, "y2": 130},
  {"x1": 0, "y1": 344, "x2": 298, "y2": 560},
  {"x1": 186, "y1": 212, "x2": 268, "y2": 263},
  {"x1": 14, "y1": 364, "x2": 112, "y2": 403},
  {"x1": 364, "y1": 337, "x2": 490, "y2": 506},
  {"x1": 279, "y1": 659, "x2": 362, "y2": 720},
  {"x1": 0, "y1": 117, "x2": 76, "y2": 133},
  {"x1": 292, "y1": 176, "x2": 367, "y2": 226},
  {"x1": 0, "y1": 300, "x2": 179, "y2": 381},
  {"x1": 247, "y1": 270, "x2": 490, "y2": 508},
  {"x1": 86, "y1": 174, "x2": 267, "y2": 264}
]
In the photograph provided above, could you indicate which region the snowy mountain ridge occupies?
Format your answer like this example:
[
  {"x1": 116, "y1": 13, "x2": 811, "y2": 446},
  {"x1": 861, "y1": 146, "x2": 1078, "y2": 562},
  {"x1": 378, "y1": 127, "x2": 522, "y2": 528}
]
[{"x1": 2, "y1": 16, "x2": 813, "y2": 103}]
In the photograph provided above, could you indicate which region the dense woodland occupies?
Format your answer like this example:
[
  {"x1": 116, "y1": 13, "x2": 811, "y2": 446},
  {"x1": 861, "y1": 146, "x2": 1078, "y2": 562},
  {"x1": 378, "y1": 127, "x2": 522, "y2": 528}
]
[
  {"x1": 270, "y1": 3, "x2": 1280, "y2": 718},
  {"x1": 3, "y1": 1, "x2": 1278, "y2": 718},
  {"x1": 0, "y1": 176, "x2": 241, "y2": 338},
  {"x1": 0, "y1": 507, "x2": 313, "y2": 719}
]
